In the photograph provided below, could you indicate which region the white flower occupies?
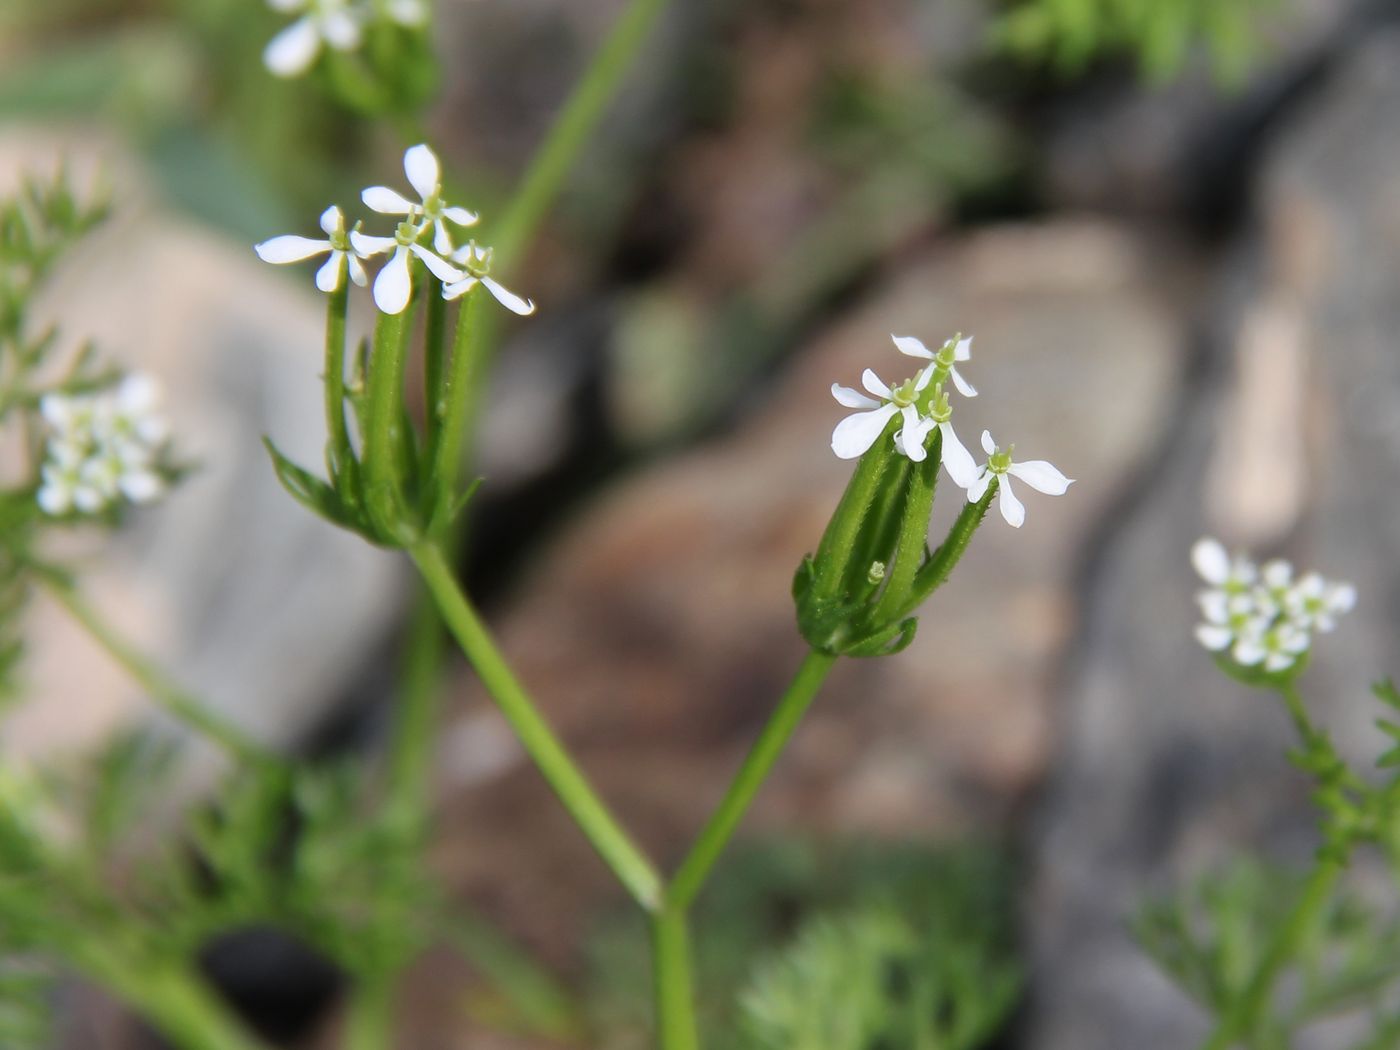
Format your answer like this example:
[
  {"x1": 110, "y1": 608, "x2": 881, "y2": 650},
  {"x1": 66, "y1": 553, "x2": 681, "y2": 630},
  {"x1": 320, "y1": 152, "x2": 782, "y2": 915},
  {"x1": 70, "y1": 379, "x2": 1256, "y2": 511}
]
[
  {"x1": 966, "y1": 430, "x2": 1072, "y2": 528},
  {"x1": 1190, "y1": 537, "x2": 1256, "y2": 594},
  {"x1": 263, "y1": 0, "x2": 364, "y2": 78},
  {"x1": 255, "y1": 206, "x2": 370, "y2": 293},
  {"x1": 380, "y1": 0, "x2": 428, "y2": 24},
  {"x1": 442, "y1": 242, "x2": 536, "y2": 315},
  {"x1": 891, "y1": 333, "x2": 977, "y2": 398},
  {"x1": 1232, "y1": 621, "x2": 1310, "y2": 673},
  {"x1": 36, "y1": 376, "x2": 170, "y2": 516},
  {"x1": 351, "y1": 222, "x2": 464, "y2": 315},
  {"x1": 1285, "y1": 572, "x2": 1356, "y2": 633},
  {"x1": 362, "y1": 144, "x2": 479, "y2": 256},
  {"x1": 831, "y1": 366, "x2": 935, "y2": 462},
  {"x1": 1194, "y1": 589, "x2": 1266, "y2": 653}
]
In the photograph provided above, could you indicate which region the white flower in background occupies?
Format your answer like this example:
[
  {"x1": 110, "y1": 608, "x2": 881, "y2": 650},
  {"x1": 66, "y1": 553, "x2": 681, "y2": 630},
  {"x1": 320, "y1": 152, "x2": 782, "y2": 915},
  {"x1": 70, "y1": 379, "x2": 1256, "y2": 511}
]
[
  {"x1": 363, "y1": 144, "x2": 480, "y2": 256},
  {"x1": 966, "y1": 430, "x2": 1072, "y2": 528},
  {"x1": 263, "y1": 0, "x2": 364, "y2": 78},
  {"x1": 831, "y1": 366, "x2": 935, "y2": 462},
  {"x1": 1189, "y1": 537, "x2": 1355, "y2": 670},
  {"x1": 1191, "y1": 537, "x2": 1257, "y2": 594},
  {"x1": 1232, "y1": 621, "x2": 1311, "y2": 674},
  {"x1": 442, "y1": 242, "x2": 536, "y2": 315},
  {"x1": 891, "y1": 333, "x2": 977, "y2": 398},
  {"x1": 1285, "y1": 573, "x2": 1357, "y2": 633},
  {"x1": 37, "y1": 376, "x2": 170, "y2": 516},
  {"x1": 351, "y1": 221, "x2": 464, "y2": 315},
  {"x1": 255, "y1": 206, "x2": 370, "y2": 293}
]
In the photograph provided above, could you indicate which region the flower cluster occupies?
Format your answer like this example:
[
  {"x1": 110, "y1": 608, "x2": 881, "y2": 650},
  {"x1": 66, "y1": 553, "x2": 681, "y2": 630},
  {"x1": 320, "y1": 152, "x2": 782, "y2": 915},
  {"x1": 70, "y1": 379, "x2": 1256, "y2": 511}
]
[
  {"x1": 263, "y1": 0, "x2": 428, "y2": 78},
  {"x1": 831, "y1": 334, "x2": 1072, "y2": 527},
  {"x1": 1191, "y1": 537, "x2": 1356, "y2": 673},
  {"x1": 36, "y1": 376, "x2": 171, "y2": 517},
  {"x1": 255, "y1": 144, "x2": 534, "y2": 317}
]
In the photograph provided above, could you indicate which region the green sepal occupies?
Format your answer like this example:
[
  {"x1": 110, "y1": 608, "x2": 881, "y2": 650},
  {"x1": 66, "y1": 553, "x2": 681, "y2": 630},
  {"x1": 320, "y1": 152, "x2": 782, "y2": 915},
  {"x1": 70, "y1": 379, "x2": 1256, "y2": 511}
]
[
  {"x1": 264, "y1": 438, "x2": 362, "y2": 531},
  {"x1": 843, "y1": 617, "x2": 918, "y2": 658}
]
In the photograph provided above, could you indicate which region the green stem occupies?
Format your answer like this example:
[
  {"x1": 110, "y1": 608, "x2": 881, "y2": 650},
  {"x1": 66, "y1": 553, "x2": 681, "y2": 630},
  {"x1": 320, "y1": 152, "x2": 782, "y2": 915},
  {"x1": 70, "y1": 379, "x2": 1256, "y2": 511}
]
[
  {"x1": 324, "y1": 282, "x2": 352, "y2": 481},
  {"x1": 365, "y1": 301, "x2": 414, "y2": 535},
  {"x1": 422, "y1": 277, "x2": 447, "y2": 478},
  {"x1": 344, "y1": 977, "x2": 394, "y2": 1050},
  {"x1": 813, "y1": 438, "x2": 895, "y2": 601},
  {"x1": 387, "y1": 589, "x2": 444, "y2": 815},
  {"x1": 651, "y1": 908, "x2": 700, "y2": 1050},
  {"x1": 490, "y1": 0, "x2": 671, "y2": 264},
  {"x1": 897, "y1": 481, "x2": 996, "y2": 619},
  {"x1": 429, "y1": 288, "x2": 484, "y2": 530},
  {"x1": 668, "y1": 650, "x2": 837, "y2": 911},
  {"x1": 1200, "y1": 859, "x2": 1343, "y2": 1050},
  {"x1": 39, "y1": 573, "x2": 274, "y2": 769},
  {"x1": 870, "y1": 430, "x2": 940, "y2": 624},
  {"x1": 410, "y1": 541, "x2": 663, "y2": 910}
]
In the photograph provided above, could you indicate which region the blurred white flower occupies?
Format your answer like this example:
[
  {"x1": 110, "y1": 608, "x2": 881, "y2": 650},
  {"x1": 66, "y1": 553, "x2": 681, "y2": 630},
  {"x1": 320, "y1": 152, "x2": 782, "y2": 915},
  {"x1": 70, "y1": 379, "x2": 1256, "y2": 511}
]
[
  {"x1": 263, "y1": 0, "x2": 365, "y2": 78},
  {"x1": 831, "y1": 366, "x2": 935, "y2": 462},
  {"x1": 1191, "y1": 537, "x2": 1257, "y2": 593},
  {"x1": 380, "y1": 0, "x2": 428, "y2": 25},
  {"x1": 351, "y1": 222, "x2": 464, "y2": 315},
  {"x1": 363, "y1": 144, "x2": 479, "y2": 256},
  {"x1": 1233, "y1": 621, "x2": 1311, "y2": 673},
  {"x1": 442, "y1": 242, "x2": 536, "y2": 315},
  {"x1": 966, "y1": 430, "x2": 1072, "y2": 528},
  {"x1": 37, "y1": 376, "x2": 170, "y2": 516},
  {"x1": 891, "y1": 333, "x2": 977, "y2": 398},
  {"x1": 255, "y1": 205, "x2": 370, "y2": 293}
]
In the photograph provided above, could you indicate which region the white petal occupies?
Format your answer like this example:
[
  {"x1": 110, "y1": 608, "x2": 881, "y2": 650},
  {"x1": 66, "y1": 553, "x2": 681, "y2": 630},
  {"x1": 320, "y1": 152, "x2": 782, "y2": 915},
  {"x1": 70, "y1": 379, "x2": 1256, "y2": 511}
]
[
  {"x1": 890, "y1": 334, "x2": 934, "y2": 360},
  {"x1": 1232, "y1": 638, "x2": 1266, "y2": 666},
  {"x1": 481, "y1": 276, "x2": 536, "y2": 316},
  {"x1": 387, "y1": 0, "x2": 427, "y2": 24},
  {"x1": 268, "y1": 0, "x2": 306, "y2": 12},
  {"x1": 442, "y1": 275, "x2": 478, "y2": 301},
  {"x1": 949, "y1": 364, "x2": 977, "y2": 398},
  {"x1": 373, "y1": 248, "x2": 413, "y2": 314},
  {"x1": 1195, "y1": 625, "x2": 1233, "y2": 651},
  {"x1": 316, "y1": 252, "x2": 345, "y2": 292},
  {"x1": 1007, "y1": 459, "x2": 1072, "y2": 495},
  {"x1": 861, "y1": 369, "x2": 891, "y2": 400},
  {"x1": 319, "y1": 205, "x2": 343, "y2": 235},
  {"x1": 1329, "y1": 583, "x2": 1357, "y2": 613},
  {"x1": 1262, "y1": 560, "x2": 1292, "y2": 589},
  {"x1": 403, "y1": 144, "x2": 440, "y2": 203},
  {"x1": 954, "y1": 336, "x2": 973, "y2": 362},
  {"x1": 1197, "y1": 591, "x2": 1230, "y2": 624},
  {"x1": 967, "y1": 468, "x2": 993, "y2": 503},
  {"x1": 347, "y1": 255, "x2": 368, "y2": 286},
  {"x1": 980, "y1": 430, "x2": 996, "y2": 456},
  {"x1": 899, "y1": 406, "x2": 927, "y2": 462},
  {"x1": 410, "y1": 244, "x2": 465, "y2": 283},
  {"x1": 350, "y1": 230, "x2": 396, "y2": 256},
  {"x1": 442, "y1": 205, "x2": 479, "y2": 227},
  {"x1": 914, "y1": 363, "x2": 935, "y2": 392},
  {"x1": 321, "y1": 10, "x2": 363, "y2": 49},
  {"x1": 1264, "y1": 652, "x2": 1295, "y2": 673},
  {"x1": 831, "y1": 405, "x2": 898, "y2": 460},
  {"x1": 938, "y1": 423, "x2": 979, "y2": 489},
  {"x1": 264, "y1": 18, "x2": 321, "y2": 76},
  {"x1": 997, "y1": 476, "x2": 1025, "y2": 528},
  {"x1": 254, "y1": 234, "x2": 330, "y2": 263},
  {"x1": 832, "y1": 383, "x2": 880, "y2": 409},
  {"x1": 1191, "y1": 538, "x2": 1230, "y2": 586},
  {"x1": 37, "y1": 485, "x2": 71, "y2": 516},
  {"x1": 120, "y1": 471, "x2": 164, "y2": 503},
  {"x1": 116, "y1": 375, "x2": 159, "y2": 414},
  {"x1": 432, "y1": 220, "x2": 454, "y2": 256},
  {"x1": 362, "y1": 186, "x2": 416, "y2": 215}
]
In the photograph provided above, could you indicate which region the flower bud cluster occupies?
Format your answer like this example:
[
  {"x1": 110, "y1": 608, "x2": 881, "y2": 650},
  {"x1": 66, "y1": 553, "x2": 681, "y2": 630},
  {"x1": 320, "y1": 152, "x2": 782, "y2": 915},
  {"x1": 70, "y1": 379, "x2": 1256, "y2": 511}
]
[
  {"x1": 255, "y1": 144, "x2": 534, "y2": 318},
  {"x1": 36, "y1": 376, "x2": 171, "y2": 517},
  {"x1": 1191, "y1": 537, "x2": 1355, "y2": 674}
]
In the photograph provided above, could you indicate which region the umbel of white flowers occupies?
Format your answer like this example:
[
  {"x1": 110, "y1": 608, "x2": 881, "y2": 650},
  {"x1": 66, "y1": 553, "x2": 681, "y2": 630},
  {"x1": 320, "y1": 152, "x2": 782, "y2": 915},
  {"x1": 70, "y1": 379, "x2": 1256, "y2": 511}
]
[
  {"x1": 263, "y1": 0, "x2": 428, "y2": 78},
  {"x1": 255, "y1": 144, "x2": 535, "y2": 318},
  {"x1": 1191, "y1": 537, "x2": 1356, "y2": 674},
  {"x1": 830, "y1": 333, "x2": 1072, "y2": 527},
  {"x1": 36, "y1": 375, "x2": 171, "y2": 516}
]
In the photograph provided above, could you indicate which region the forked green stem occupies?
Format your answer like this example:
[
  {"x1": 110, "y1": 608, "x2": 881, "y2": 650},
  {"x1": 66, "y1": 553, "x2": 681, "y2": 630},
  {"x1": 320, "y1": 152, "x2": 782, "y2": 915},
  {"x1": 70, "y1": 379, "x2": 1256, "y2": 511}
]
[
  {"x1": 651, "y1": 908, "x2": 700, "y2": 1050},
  {"x1": 410, "y1": 541, "x2": 664, "y2": 910}
]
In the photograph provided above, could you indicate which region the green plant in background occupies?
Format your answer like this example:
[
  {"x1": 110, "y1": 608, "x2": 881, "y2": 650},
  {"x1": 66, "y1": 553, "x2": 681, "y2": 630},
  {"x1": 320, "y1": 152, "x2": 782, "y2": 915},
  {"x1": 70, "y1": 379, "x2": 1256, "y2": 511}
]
[
  {"x1": 1136, "y1": 540, "x2": 1400, "y2": 1049},
  {"x1": 998, "y1": 0, "x2": 1289, "y2": 82}
]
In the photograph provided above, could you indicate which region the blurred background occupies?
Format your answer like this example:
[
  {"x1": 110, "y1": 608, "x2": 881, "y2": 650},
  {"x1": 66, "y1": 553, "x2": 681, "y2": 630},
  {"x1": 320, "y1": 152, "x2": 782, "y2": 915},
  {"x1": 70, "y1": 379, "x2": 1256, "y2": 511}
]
[{"x1": 3, "y1": 0, "x2": 1400, "y2": 1047}]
